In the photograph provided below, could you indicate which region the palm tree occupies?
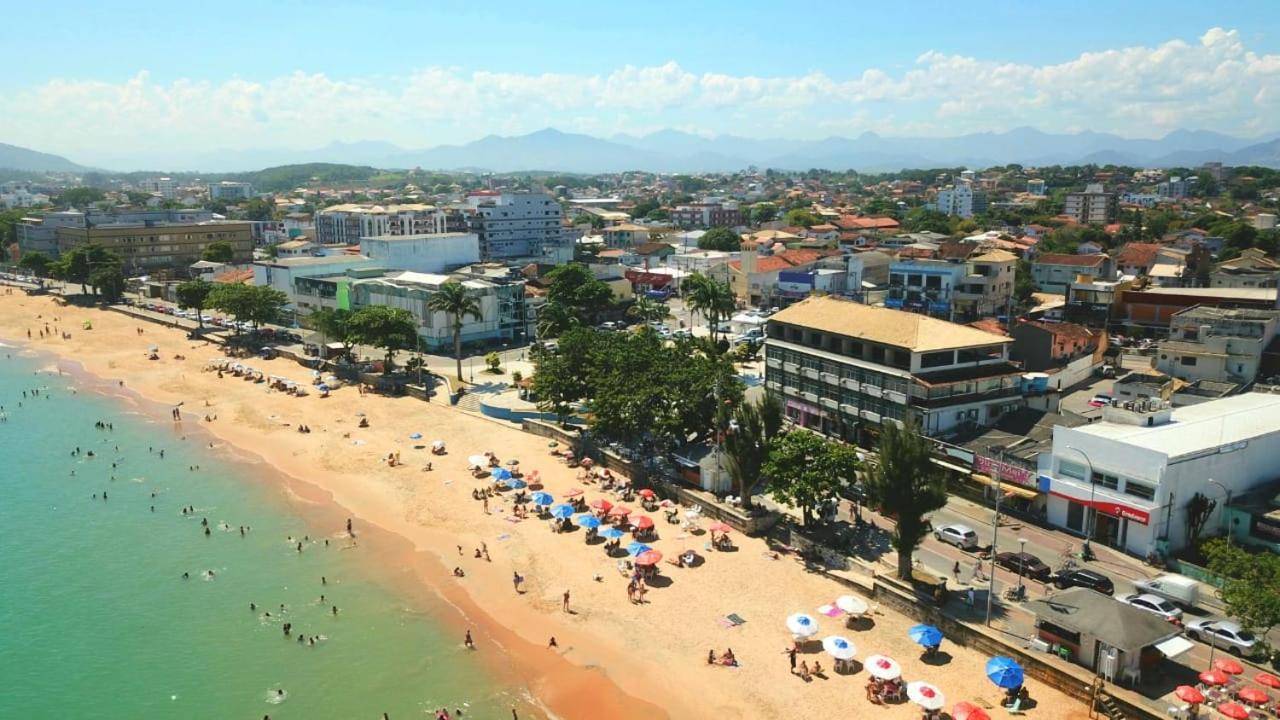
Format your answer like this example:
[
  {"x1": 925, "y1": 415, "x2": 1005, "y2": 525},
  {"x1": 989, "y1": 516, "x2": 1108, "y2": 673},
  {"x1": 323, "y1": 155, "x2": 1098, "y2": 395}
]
[
  {"x1": 626, "y1": 296, "x2": 671, "y2": 325},
  {"x1": 426, "y1": 281, "x2": 483, "y2": 382},
  {"x1": 536, "y1": 301, "x2": 579, "y2": 340},
  {"x1": 721, "y1": 393, "x2": 784, "y2": 511},
  {"x1": 686, "y1": 273, "x2": 736, "y2": 344}
]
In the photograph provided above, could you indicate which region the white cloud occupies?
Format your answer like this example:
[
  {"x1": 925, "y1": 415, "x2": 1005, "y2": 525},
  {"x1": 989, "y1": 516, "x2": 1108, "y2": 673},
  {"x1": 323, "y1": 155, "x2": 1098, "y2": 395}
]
[{"x1": 4, "y1": 27, "x2": 1278, "y2": 162}]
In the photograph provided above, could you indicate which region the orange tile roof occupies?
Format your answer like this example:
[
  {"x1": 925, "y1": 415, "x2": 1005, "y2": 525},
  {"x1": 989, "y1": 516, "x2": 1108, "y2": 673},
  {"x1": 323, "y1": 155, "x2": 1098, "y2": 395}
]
[
  {"x1": 1034, "y1": 253, "x2": 1107, "y2": 267},
  {"x1": 1116, "y1": 243, "x2": 1161, "y2": 269}
]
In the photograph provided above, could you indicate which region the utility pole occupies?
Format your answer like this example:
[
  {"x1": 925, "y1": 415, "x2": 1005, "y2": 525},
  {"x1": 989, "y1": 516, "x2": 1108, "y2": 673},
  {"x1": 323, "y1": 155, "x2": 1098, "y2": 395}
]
[{"x1": 985, "y1": 466, "x2": 1004, "y2": 626}]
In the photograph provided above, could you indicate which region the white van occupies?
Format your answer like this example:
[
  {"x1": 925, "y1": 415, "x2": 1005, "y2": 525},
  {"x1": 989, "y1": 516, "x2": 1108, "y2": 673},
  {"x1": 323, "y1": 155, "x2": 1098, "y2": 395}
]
[{"x1": 1132, "y1": 574, "x2": 1200, "y2": 608}]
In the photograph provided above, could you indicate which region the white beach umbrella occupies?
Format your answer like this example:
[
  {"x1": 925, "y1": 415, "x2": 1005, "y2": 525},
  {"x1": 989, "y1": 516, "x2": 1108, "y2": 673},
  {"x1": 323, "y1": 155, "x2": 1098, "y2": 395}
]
[
  {"x1": 786, "y1": 613, "x2": 818, "y2": 638},
  {"x1": 822, "y1": 636, "x2": 857, "y2": 661},
  {"x1": 835, "y1": 595, "x2": 868, "y2": 615},
  {"x1": 864, "y1": 654, "x2": 902, "y2": 680},
  {"x1": 467, "y1": 455, "x2": 488, "y2": 468},
  {"x1": 907, "y1": 681, "x2": 946, "y2": 710}
]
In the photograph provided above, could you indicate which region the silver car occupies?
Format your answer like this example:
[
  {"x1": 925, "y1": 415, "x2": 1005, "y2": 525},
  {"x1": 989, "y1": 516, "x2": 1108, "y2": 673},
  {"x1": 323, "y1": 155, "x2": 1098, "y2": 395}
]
[
  {"x1": 1117, "y1": 593, "x2": 1183, "y2": 623},
  {"x1": 933, "y1": 524, "x2": 979, "y2": 550},
  {"x1": 1184, "y1": 619, "x2": 1259, "y2": 657}
]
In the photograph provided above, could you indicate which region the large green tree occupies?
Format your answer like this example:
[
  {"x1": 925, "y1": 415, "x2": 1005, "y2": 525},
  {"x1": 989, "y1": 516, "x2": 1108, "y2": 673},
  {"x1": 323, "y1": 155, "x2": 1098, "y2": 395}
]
[
  {"x1": 51, "y1": 244, "x2": 120, "y2": 295},
  {"x1": 425, "y1": 280, "x2": 482, "y2": 381},
  {"x1": 17, "y1": 251, "x2": 52, "y2": 277},
  {"x1": 60, "y1": 186, "x2": 105, "y2": 206},
  {"x1": 684, "y1": 272, "x2": 736, "y2": 344},
  {"x1": 763, "y1": 430, "x2": 860, "y2": 527},
  {"x1": 697, "y1": 227, "x2": 742, "y2": 251},
  {"x1": 1203, "y1": 538, "x2": 1280, "y2": 654},
  {"x1": 201, "y1": 241, "x2": 235, "y2": 263},
  {"x1": 88, "y1": 264, "x2": 126, "y2": 302},
  {"x1": 175, "y1": 279, "x2": 215, "y2": 328},
  {"x1": 626, "y1": 296, "x2": 671, "y2": 325},
  {"x1": 536, "y1": 301, "x2": 580, "y2": 340},
  {"x1": 784, "y1": 208, "x2": 819, "y2": 228},
  {"x1": 349, "y1": 305, "x2": 418, "y2": 374},
  {"x1": 750, "y1": 202, "x2": 778, "y2": 225},
  {"x1": 864, "y1": 420, "x2": 949, "y2": 579},
  {"x1": 309, "y1": 307, "x2": 357, "y2": 361},
  {"x1": 544, "y1": 263, "x2": 613, "y2": 324},
  {"x1": 721, "y1": 393, "x2": 784, "y2": 510},
  {"x1": 208, "y1": 284, "x2": 288, "y2": 332}
]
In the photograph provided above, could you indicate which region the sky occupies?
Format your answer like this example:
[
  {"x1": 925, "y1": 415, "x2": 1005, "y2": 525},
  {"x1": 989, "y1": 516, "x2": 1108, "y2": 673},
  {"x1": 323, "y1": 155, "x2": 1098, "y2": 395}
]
[{"x1": 3, "y1": 0, "x2": 1279, "y2": 164}]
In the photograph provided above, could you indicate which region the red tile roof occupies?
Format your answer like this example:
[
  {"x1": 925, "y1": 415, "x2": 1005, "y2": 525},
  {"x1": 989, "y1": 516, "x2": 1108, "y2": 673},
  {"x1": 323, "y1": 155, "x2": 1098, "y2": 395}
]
[
  {"x1": 1033, "y1": 253, "x2": 1107, "y2": 267},
  {"x1": 1021, "y1": 320, "x2": 1097, "y2": 342},
  {"x1": 968, "y1": 318, "x2": 1009, "y2": 336},
  {"x1": 834, "y1": 214, "x2": 900, "y2": 230},
  {"x1": 728, "y1": 248, "x2": 835, "y2": 273},
  {"x1": 1116, "y1": 243, "x2": 1161, "y2": 269}
]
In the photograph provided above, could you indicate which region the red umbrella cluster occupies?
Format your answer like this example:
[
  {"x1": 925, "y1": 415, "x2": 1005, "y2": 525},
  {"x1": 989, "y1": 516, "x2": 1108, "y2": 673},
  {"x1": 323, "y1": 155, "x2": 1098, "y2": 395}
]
[
  {"x1": 1215, "y1": 658, "x2": 1246, "y2": 675},
  {"x1": 1200, "y1": 670, "x2": 1231, "y2": 687},
  {"x1": 1216, "y1": 703, "x2": 1250, "y2": 720},
  {"x1": 952, "y1": 702, "x2": 991, "y2": 720}
]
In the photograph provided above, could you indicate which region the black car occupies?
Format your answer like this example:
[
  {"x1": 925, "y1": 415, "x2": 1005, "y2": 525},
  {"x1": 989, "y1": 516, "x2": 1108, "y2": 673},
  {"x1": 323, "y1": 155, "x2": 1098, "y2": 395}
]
[
  {"x1": 1052, "y1": 568, "x2": 1114, "y2": 595},
  {"x1": 993, "y1": 551, "x2": 1052, "y2": 582}
]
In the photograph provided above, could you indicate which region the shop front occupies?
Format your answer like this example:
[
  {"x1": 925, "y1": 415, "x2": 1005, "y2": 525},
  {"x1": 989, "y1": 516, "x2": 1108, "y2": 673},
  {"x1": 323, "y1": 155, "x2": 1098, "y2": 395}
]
[
  {"x1": 970, "y1": 455, "x2": 1046, "y2": 516},
  {"x1": 1047, "y1": 483, "x2": 1155, "y2": 556}
]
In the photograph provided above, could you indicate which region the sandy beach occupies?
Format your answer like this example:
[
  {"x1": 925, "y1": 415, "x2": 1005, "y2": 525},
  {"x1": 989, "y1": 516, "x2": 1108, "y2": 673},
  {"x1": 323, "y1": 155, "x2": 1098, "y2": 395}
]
[{"x1": 1, "y1": 292, "x2": 1090, "y2": 720}]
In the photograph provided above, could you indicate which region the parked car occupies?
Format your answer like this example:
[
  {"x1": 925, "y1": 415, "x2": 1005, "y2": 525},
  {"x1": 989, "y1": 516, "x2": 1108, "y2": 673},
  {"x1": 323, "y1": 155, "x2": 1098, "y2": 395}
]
[
  {"x1": 933, "y1": 524, "x2": 979, "y2": 550},
  {"x1": 1184, "y1": 618, "x2": 1259, "y2": 657},
  {"x1": 993, "y1": 552, "x2": 1052, "y2": 582},
  {"x1": 1088, "y1": 394, "x2": 1113, "y2": 408},
  {"x1": 1052, "y1": 568, "x2": 1115, "y2": 595},
  {"x1": 1132, "y1": 574, "x2": 1200, "y2": 608},
  {"x1": 1117, "y1": 593, "x2": 1183, "y2": 623}
]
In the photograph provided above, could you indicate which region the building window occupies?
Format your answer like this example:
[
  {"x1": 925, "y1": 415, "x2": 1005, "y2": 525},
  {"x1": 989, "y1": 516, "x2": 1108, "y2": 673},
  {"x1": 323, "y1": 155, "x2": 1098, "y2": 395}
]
[
  {"x1": 1123, "y1": 481, "x2": 1155, "y2": 501},
  {"x1": 1058, "y1": 460, "x2": 1086, "y2": 481},
  {"x1": 1180, "y1": 356, "x2": 1197, "y2": 367},
  {"x1": 1091, "y1": 471, "x2": 1119, "y2": 490}
]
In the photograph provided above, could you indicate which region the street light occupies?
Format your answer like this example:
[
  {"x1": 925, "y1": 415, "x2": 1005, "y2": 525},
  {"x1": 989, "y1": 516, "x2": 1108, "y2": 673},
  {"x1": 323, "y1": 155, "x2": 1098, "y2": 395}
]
[
  {"x1": 985, "y1": 465, "x2": 1005, "y2": 626},
  {"x1": 1017, "y1": 537, "x2": 1028, "y2": 594},
  {"x1": 1063, "y1": 445, "x2": 1096, "y2": 558}
]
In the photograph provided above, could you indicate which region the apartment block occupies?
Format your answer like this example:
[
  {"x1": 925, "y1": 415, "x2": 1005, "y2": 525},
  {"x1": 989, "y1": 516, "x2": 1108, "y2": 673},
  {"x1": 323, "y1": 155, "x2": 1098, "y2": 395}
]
[
  {"x1": 1154, "y1": 306, "x2": 1280, "y2": 385},
  {"x1": 1063, "y1": 184, "x2": 1118, "y2": 225}
]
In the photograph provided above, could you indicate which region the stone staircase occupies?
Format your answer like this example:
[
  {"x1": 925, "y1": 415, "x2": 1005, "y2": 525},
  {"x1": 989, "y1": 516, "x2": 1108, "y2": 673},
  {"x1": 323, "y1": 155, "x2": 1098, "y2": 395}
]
[
  {"x1": 454, "y1": 392, "x2": 484, "y2": 413},
  {"x1": 1097, "y1": 692, "x2": 1127, "y2": 720}
]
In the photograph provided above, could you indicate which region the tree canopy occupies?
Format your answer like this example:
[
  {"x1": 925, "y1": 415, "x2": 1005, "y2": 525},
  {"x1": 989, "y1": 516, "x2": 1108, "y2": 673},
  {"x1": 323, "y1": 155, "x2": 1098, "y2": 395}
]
[
  {"x1": 309, "y1": 308, "x2": 357, "y2": 361},
  {"x1": 425, "y1": 280, "x2": 482, "y2": 381},
  {"x1": 201, "y1": 241, "x2": 235, "y2": 263},
  {"x1": 348, "y1": 305, "x2": 418, "y2": 373},
  {"x1": 722, "y1": 393, "x2": 783, "y2": 510},
  {"x1": 783, "y1": 208, "x2": 819, "y2": 228},
  {"x1": 207, "y1": 284, "x2": 287, "y2": 331},
  {"x1": 17, "y1": 251, "x2": 52, "y2": 277},
  {"x1": 1203, "y1": 538, "x2": 1280, "y2": 652},
  {"x1": 50, "y1": 244, "x2": 121, "y2": 296},
  {"x1": 697, "y1": 227, "x2": 742, "y2": 251},
  {"x1": 60, "y1": 186, "x2": 106, "y2": 207},
  {"x1": 763, "y1": 430, "x2": 860, "y2": 527},
  {"x1": 864, "y1": 421, "x2": 949, "y2": 579},
  {"x1": 175, "y1": 279, "x2": 215, "y2": 328}
]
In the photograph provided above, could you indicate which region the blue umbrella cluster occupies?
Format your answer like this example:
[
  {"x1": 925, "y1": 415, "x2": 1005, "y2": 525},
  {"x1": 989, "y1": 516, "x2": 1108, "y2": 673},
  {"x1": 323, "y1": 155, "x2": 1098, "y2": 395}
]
[
  {"x1": 600, "y1": 527, "x2": 625, "y2": 539},
  {"x1": 986, "y1": 657, "x2": 1024, "y2": 689},
  {"x1": 550, "y1": 503, "x2": 574, "y2": 519},
  {"x1": 503, "y1": 478, "x2": 526, "y2": 490},
  {"x1": 530, "y1": 491, "x2": 554, "y2": 506},
  {"x1": 573, "y1": 514, "x2": 601, "y2": 529},
  {"x1": 490, "y1": 467, "x2": 512, "y2": 481}
]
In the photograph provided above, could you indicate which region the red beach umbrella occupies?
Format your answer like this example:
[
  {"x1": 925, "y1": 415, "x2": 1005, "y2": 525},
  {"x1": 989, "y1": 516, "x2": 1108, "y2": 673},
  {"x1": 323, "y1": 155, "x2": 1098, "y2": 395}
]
[
  {"x1": 1238, "y1": 687, "x2": 1268, "y2": 705},
  {"x1": 607, "y1": 505, "x2": 632, "y2": 517},
  {"x1": 634, "y1": 550, "x2": 663, "y2": 566},
  {"x1": 1175, "y1": 686, "x2": 1206, "y2": 704},
  {"x1": 707, "y1": 521, "x2": 733, "y2": 533},
  {"x1": 638, "y1": 488, "x2": 656, "y2": 499},
  {"x1": 1215, "y1": 658, "x2": 1246, "y2": 675},
  {"x1": 1201, "y1": 670, "x2": 1231, "y2": 687},
  {"x1": 1217, "y1": 703, "x2": 1250, "y2": 720},
  {"x1": 634, "y1": 516, "x2": 654, "y2": 530},
  {"x1": 952, "y1": 702, "x2": 990, "y2": 720},
  {"x1": 590, "y1": 498, "x2": 613, "y2": 512},
  {"x1": 1256, "y1": 673, "x2": 1280, "y2": 690}
]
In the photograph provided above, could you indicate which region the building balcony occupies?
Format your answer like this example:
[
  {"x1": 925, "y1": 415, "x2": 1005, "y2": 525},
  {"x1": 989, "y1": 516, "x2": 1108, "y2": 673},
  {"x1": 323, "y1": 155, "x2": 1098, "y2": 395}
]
[
  {"x1": 909, "y1": 384, "x2": 1021, "y2": 409},
  {"x1": 820, "y1": 397, "x2": 839, "y2": 410},
  {"x1": 801, "y1": 367, "x2": 819, "y2": 380},
  {"x1": 783, "y1": 361, "x2": 799, "y2": 373},
  {"x1": 863, "y1": 384, "x2": 883, "y2": 398},
  {"x1": 820, "y1": 371, "x2": 840, "y2": 385},
  {"x1": 783, "y1": 385, "x2": 799, "y2": 397},
  {"x1": 840, "y1": 403, "x2": 859, "y2": 416},
  {"x1": 766, "y1": 357, "x2": 782, "y2": 369},
  {"x1": 861, "y1": 409, "x2": 881, "y2": 423},
  {"x1": 765, "y1": 380, "x2": 782, "y2": 392},
  {"x1": 885, "y1": 389, "x2": 907, "y2": 404},
  {"x1": 801, "y1": 391, "x2": 819, "y2": 402},
  {"x1": 842, "y1": 378, "x2": 861, "y2": 392}
]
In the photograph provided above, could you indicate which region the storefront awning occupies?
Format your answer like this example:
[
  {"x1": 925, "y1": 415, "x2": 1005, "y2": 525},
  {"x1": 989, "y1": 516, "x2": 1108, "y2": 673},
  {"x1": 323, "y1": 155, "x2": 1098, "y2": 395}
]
[
  {"x1": 1154, "y1": 635, "x2": 1194, "y2": 659},
  {"x1": 931, "y1": 458, "x2": 971, "y2": 475},
  {"x1": 971, "y1": 473, "x2": 1039, "y2": 500}
]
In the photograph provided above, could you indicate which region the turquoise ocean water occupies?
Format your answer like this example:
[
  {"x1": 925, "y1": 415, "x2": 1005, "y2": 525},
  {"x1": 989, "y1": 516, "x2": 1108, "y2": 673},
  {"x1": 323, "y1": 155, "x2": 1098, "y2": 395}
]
[{"x1": 0, "y1": 344, "x2": 528, "y2": 719}]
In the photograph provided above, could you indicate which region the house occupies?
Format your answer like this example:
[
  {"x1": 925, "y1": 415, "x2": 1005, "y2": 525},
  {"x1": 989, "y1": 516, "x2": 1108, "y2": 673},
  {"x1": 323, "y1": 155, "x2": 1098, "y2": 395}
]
[
  {"x1": 601, "y1": 223, "x2": 653, "y2": 249},
  {"x1": 1115, "y1": 243, "x2": 1162, "y2": 277},
  {"x1": 727, "y1": 244, "x2": 837, "y2": 306},
  {"x1": 806, "y1": 224, "x2": 840, "y2": 242},
  {"x1": 884, "y1": 258, "x2": 967, "y2": 318},
  {"x1": 1153, "y1": 306, "x2": 1280, "y2": 385},
  {"x1": 1115, "y1": 286, "x2": 1280, "y2": 334},
  {"x1": 1211, "y1": 249, "x2": 1280, "y2": 289},
  {"x1": 953, "y1": 250, "x2": 1017, "y2": 320},
  {"x1": 1031, "y1": 253, "x2": 1113, "y2": 294},
  {"x1": 1011, "y1": 321, "x2": 1101, "y2": 372}
]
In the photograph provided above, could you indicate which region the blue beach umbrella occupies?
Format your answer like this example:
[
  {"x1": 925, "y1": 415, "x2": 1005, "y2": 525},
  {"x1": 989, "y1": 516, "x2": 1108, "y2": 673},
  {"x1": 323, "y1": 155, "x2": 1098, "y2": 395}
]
[
  {"x1": 600, "y1": 527, "x2": 625, "y2": 539},
  {"x1": 550, "y1": 503, "x2": 574, "y2": 519},
  {"x1": 908, "y1": 624, "x2": 944, "y2": 648},
  {"x1": 626, "y1": 542, "x2": 653, "y2": 557},
  {"x1": 490, "y1": 467, "x2": 512, "y2": 481},
  {"x1": 530, "y1": 491, "x2": 554, "y2": 506},
  {"x1": 985, "y1": 657, "x2": 1024, "y2": 689},
  {"x1": 408, "y1": 432, "x2": 423, "y2": 440},
  {"x1": 503, "y1": 478, "x2": 527, "y2": 490},
  {"x1": 574, "y1": 514, "x2": 601, "y2": 529}
]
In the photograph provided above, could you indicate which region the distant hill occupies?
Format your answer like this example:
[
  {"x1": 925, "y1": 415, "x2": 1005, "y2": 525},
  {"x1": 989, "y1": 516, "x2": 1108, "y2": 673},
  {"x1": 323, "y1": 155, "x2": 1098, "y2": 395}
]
[
  {"x1": 0, "y1": 142, "x2": 87, "y2": 172},
  {"x1": 225, "y1": 163, "x2": 383, "y2": 193}
]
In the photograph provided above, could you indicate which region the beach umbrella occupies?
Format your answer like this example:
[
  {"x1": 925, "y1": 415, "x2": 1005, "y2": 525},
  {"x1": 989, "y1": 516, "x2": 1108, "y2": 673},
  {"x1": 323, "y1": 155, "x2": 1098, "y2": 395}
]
[
  {"x1": 907, "y1": 681, "x2": 946, "y2": 711},
  {"x1": 590, "y1": 498, "x2": 613, "y2": 512},
  {"x1": 148, "y1": 344, "x2": 159, "y2": 352},
  {"x1": 1200, "y1": 670, "x2": 1230, "y2": 687},
  {"x1": 1175, "y1": 686, "x2": 1206, "y2": 704},
  {"x1": 432, "y1": 440, "x2": 445, "y2": 449},
  {"x1": 606, "y1": 505, "x2": 632, "y2": 518},
  {"x1": 821, "y1": 636, "x2": 857, "y2": 661},
  {"x1": 549, "y1": 503, "x2": 574, "y2": 519},
  {"x1": 317, "y1": 384, "x2": 330, "y2": 392},
  {"x1": 633, "y1": 516, "x2": 654, "y2": 530},
  {"x1": 1237, "y1": 687, "x2": 1268, "y2": 705},
  {"x1": 638, "y1": 488, "x2": 656, "y2": 499},
  {"x1": 581, "y1": 457, "x2": 593, "y2": 467},
  {"x1": 573, "y1": 514, "x2": 601, "y2": 529},
  {"x1": 952, "y1": 702, "x2": 990, "y2": 720},
  {"x1": 635, "y1": 550, "x2": 663, "y2": 566},
  {"x1": 1217, "y1": 704, "x2": 1250, "y2": 720},
  {"x1": 785, "y1": 613, "x2": 818, "y2": 638},
  {"x1": 1215, "y1": 658, "x2": 1245, "y2": 675},
  {"x1": 491, "y1": 467, "x2": 513, "y2": 481},
  {"x1": 986, "y1": 657, "x2": 1024, "y2": 689},
  {"x1": 563, "y1": 488, "x2": 584, "y2": 498},
  {"x1": 530, "y1": 491, "x2": 554, "y2": 506},
  {"x1": 864, "y1": 655, "x2": 902, "y2": 680},
  {"x1": 408, "y1": 432, "x2": 422, "y2": 440},
  {"x1": 503, "y1": 478, "x2": 527, "y2": 490},
  {"x1": 507, "y1": 459, "x2": 519, "y2": 466},
  {"x1": 626, "y1": 542, "x2": 653, "y2": 557},
  {"x1": 547, "y1": 441, "x2": 558, "y2": 447},
  {"x1": 659, "y1": 499, "x2": 675, "y2": 508},
  {"x1": 835, "y1": 595, "x2": 868, "y2": 616},
  {"x1": 600, "y1": 527, "x2": 625, "y2": 539},
  {"x1": 1256, "y1": 673, "x2": 1280, "y2": 690},
  {"x1": 312, "y1": 369, "x2": 322, "y2": 377},
  {"x1": 707, "y1": 521, "x2": 733, "y2": 533},
  {"x1": 908, "y1": 624, "x2": 944, "y2": 648},
  {"x1": 467, "y1": 455, "x2": 488, "y2": 467}
]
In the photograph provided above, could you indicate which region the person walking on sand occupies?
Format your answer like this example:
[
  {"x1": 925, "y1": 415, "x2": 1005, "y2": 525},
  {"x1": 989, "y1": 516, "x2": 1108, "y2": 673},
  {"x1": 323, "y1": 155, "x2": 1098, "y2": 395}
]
[
  {"x1": 548, "y1": 636, "x2": 558, "y2": 649},
  {"x1": 787, "y1": 646, "x2": 798, "y2": 674},
  {"x1": 346, "y1": 518, "x2": 353, "y2": 536},
  {"x1": 512, "y1": 571, "x2": 523, "y2": 593},
  {"x1": 464, "y1": 629, "x2": 474, "y2": 649},
  {"x1": 562, "y1": 589, "x2": 570, "y2": 612}
]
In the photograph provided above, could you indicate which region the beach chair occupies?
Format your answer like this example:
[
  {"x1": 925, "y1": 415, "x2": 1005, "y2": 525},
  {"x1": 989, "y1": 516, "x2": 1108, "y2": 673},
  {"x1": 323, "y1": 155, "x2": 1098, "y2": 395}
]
[{"x1": 1005, "y1": 698, "x2": 1025, "y2": 715}]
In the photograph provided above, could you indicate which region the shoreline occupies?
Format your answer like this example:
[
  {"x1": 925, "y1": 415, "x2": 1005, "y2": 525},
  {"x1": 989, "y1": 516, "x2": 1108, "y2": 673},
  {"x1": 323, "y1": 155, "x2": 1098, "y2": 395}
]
[{"x1": 1, "y1": 294, "x2": 1091, "y2": 720}]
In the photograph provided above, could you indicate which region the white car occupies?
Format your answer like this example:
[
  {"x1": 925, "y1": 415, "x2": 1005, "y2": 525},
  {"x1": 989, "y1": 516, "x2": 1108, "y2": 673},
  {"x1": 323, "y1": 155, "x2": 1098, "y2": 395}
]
[
  {"x1": 1184, "y1": 619, "x2": 1259, "y2": 657},
  {"x1": 1117, "y1": 593, "x2": 1183, "y2": 623},
  {"x1": 933, "y1": 524, "x2": 979, "y2": 550}
]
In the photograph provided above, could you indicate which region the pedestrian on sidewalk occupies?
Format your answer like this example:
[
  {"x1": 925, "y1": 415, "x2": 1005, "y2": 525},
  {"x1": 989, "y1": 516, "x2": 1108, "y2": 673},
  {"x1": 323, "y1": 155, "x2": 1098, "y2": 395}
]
[
  {"x1": 953, "y1": 561, "x2": 961, "y2": 584},
  {"x1": 973, "y1": 558, "x2": 987, "y2": 582}
]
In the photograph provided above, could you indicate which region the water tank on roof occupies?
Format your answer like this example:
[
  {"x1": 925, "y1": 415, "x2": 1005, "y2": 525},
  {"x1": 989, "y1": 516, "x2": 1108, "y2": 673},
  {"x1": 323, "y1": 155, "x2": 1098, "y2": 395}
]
[{"x1": 1020, "y1": 373, "x2": 1048, "y2": 393}]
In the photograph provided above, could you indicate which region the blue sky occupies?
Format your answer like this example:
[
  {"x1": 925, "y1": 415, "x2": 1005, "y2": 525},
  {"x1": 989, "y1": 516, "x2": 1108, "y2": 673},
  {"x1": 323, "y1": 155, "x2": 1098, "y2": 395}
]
[{"x1": 3, "y1": 0, "x2": 1278, "y2": 162}]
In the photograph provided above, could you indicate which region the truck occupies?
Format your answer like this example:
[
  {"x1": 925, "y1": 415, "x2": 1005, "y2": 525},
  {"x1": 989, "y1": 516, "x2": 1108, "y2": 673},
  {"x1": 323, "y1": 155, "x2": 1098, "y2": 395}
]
[{"x1": 1132, "y1": 573, "x2": 1200, "y2": 608}]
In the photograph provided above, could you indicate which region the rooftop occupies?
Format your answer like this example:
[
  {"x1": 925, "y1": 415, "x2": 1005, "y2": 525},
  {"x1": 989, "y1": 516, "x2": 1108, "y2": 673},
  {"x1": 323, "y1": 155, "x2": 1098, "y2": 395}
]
[
  {"x1": 258, "y1": 255, "x2": 371, "y2": 267},
  {"x1": 360, "y1": 232, "x2": 475, "y2": 242},
  {"x1": 1027, "y1": 588, "x2": 1182, "y2": 653},
  {"x1": 1130, "y1": 286, "x2": 1277, "y2": 301},
  {"x1": 971, "y1": 249, "x2": 1019, "y2": 263},
  {"x1": 1034, "y1": 253, "x2": 1108, "y2": 268},
  {"x1": 319, "y1": 203, "x2": 437, "y2": 214},
  {"x1": 768, "y1": 296, "x2": 1011, "y2": 353},
  {"x1": 1174, "y1": 306, "x2": 1280, "y2": 322},
  {"x1": 1069, "y1": 392, "x2": 1280, "y2": 459}
]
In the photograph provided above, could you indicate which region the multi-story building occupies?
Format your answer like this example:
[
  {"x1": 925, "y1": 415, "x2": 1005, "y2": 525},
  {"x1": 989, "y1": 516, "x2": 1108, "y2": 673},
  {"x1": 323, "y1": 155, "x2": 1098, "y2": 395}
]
[
  {"x1": 1211, "y1": 249, "x2": 1280, "y2": 289},
  {"x1": 139, "y1": 177, "x2": 178, "y2": 199},
  {"x1": 207, "y1": 181, "x2": 256, "y2": 201},
  {"x1": 463, "y1": 192, "x2": 569, "y2": 263},
  {"x1": 952, "y1": 250, "x2": 1017, "y2": 320},
  {"x1": 16, "y1": 211, "x2": 97, "y2": 255},
  {"x1": 1156, "y1": 177, "x2": 1190, "y2": 199},
  {"x1": 58, "y1": 220, "x2": 253, "y2": 272},
  {"x1": 1154, "y1": 306, "x2": 1280, "y2": 385},
  {"x1": 349, "y1": 270, "x2": 533, "y2": 351},
  {"x1": 670, "y1": 201, "x2": 743, "y2": 229},
  {"x1": 1011, "y1": 321, "x2": 1101, "y2": 372},
  {"x1": 1027, "y1": 179, "x2": 1047, "y2": 196},
  {"x1": 764, "y1": 296, "x2": 1022, "y2": 440},
  {"x1": 253, "y1": 255, "x2": 378, "y2": 313},
  {"x1": 358, "y1": 233, "x2": 480, "y2": 275},
  {"x1": 1042, "y1": 393, "x2": 1280, "y2": 556},
  {"x1": 884, "y1": 259, "x2": 967, "y2": 318},
  {"x1": 313, "y1": 203, "x2": 448, "y2": 246},
  {"x1": 1063, "y1": 184, "x2": 1118, "y2": 225},
  {"x1": 933, "y1": 183, "x2": 988, "y2": 218},
  {"x1": 1031, "y1": 253, "x2": 1113, "y2": 294}
]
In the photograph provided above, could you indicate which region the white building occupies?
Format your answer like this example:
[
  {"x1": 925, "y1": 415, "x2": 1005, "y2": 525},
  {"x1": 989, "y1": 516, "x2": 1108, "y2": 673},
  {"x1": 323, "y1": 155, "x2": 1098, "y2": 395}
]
[
  {"x1": 252, "y1": 255, "x2": 377, "y2": 310},
  {"x1": 349, "y1": 271, "x2": 533, "y2": 350},
  {"x1": 1042, "y1": 393, "x2": 1280, "y2": 557},
  {"x1": 140, "y1": 177, "x2": 178, "y2": 199},
  {"x1": 934, "y1": 183, "x2": 987, "y2": 218},
  {"x1": 463, "y1": 192, "x2": 569, "y2": 263},
  {"x1": 208, "y1": 181, "x2": 256, "y2": 201},
  {"x1": 0, "y1": 187, "x2": 50, "y2": 208},
  {"x1": 669, "y1": 249, "x2": 736, "y2": 274},
  {"x1": 313, "y1": 203, "x2": 447, "y2": 245},
  {"x1": 359, "y1": 233, "x2": 480, "y2": 275},
  {"x1": 1064, "y1": 184, "x2": 1118, "y2": 225}
]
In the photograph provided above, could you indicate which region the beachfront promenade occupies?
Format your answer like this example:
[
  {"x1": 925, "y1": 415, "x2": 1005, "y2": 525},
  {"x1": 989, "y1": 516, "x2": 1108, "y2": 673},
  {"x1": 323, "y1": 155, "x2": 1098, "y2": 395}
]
[{"x1": 0, "y1": 290, "x2": 1101, "y2": 720}]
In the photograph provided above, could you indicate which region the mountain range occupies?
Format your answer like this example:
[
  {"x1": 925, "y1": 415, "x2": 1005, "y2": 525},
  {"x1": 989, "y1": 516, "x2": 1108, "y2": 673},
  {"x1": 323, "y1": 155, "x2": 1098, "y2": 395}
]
[{"x1": 7, "y1": 127, "x2": 1280, "y2": 174}]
